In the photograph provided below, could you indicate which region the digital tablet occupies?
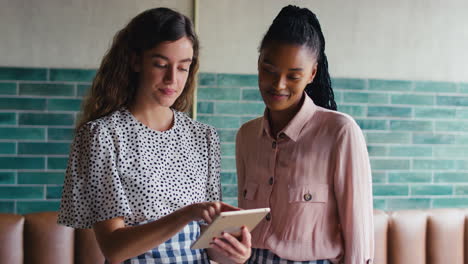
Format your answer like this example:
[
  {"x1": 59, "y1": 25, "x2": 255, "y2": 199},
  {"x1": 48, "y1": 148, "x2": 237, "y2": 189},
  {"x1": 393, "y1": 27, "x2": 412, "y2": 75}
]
[{"x1": 190, "y1": 208, "x2": 270, "y2": 249}]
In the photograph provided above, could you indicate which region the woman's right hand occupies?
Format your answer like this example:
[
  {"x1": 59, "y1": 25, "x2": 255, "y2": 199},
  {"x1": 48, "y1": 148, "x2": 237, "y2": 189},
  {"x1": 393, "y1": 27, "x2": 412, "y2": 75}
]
[{"x1": 184, "y1": 201, "x2": 241, "y2": 223}]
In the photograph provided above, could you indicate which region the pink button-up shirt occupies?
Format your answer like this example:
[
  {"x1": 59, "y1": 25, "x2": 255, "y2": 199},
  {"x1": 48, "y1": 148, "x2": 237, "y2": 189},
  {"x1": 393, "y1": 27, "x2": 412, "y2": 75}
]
[{"x1": 236, "y1": 95, "x2": 374, "y2": 264}]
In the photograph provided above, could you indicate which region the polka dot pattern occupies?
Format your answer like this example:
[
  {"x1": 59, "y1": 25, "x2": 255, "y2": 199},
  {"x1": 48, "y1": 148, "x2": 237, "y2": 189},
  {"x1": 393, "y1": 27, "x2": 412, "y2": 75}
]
[{"x1": 58, "y1": 108, "x2": 221, "y2": 229}]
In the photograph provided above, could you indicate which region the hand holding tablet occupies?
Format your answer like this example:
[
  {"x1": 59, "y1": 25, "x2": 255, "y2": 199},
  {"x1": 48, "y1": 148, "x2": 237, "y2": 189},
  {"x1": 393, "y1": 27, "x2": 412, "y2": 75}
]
[{"x1": 191, "y1": 207, "x2": 270, "y2": 249}]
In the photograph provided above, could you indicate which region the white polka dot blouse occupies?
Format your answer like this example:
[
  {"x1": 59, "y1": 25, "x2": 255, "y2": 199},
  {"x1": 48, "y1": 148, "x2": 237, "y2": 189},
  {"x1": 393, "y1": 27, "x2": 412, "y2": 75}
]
[{"x1": 58, "y1": 108, "x2": 221, "y2": 229}]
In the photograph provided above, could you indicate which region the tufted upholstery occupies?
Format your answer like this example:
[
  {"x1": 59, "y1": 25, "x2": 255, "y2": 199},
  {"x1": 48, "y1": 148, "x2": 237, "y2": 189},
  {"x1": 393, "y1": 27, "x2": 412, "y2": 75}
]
[
  {"x1": 373, "y1": 209, "x2": 468, "y2": 264},
  {"x1": 0, "y1": 212, "x2": 104, "y2": 264},
  {"x1": 1, "y1": 209, "x2": 468, "y2": 264}
]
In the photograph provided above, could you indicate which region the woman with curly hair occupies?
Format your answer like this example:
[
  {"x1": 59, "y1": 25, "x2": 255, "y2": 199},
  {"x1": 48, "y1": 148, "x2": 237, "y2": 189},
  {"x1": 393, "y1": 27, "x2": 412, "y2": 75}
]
[{"x1": 58, "y1": 7, "x2": 251, "y2": 264}]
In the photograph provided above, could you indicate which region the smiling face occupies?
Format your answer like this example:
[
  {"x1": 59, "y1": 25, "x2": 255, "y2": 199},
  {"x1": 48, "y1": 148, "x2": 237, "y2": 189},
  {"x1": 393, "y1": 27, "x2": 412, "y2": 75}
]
[
  {"x1": 132, "y1": 36, "x2": 194, "y2": 108},
  {"x1": 258, "y1": 41, "x2": 318, "y2": 114}
]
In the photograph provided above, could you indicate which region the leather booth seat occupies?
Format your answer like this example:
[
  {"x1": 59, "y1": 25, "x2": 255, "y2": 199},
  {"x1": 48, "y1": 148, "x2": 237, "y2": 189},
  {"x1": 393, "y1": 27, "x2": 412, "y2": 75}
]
[
  {"x1": 374, "y1": 208, "x2": 468, "y2": 264},
  {"x1": 0, "y1": 212, "x2": 104, "y2": 264},
  {"x1": 1, "y1": 209, "x2": 467, "y2": 264}
]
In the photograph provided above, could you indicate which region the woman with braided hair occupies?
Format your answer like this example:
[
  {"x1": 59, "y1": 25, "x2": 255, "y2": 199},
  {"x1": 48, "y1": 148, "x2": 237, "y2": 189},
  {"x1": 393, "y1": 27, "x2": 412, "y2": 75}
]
[{"x1": 236, "y1": 5, "x2": 374, "y2": 264}]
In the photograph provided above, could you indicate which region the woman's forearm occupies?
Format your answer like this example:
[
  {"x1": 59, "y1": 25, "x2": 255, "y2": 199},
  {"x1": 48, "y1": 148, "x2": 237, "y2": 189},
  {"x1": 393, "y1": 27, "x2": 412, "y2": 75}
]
[{"x1": 94, "y1": 206, "x2": 193, "y2": 264}]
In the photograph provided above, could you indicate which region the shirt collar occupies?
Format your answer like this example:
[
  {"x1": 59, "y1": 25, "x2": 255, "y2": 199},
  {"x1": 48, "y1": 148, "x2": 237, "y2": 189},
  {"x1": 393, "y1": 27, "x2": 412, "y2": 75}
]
[{"x1": 258, "y1": 93, "x2": 317, "y2": 142}]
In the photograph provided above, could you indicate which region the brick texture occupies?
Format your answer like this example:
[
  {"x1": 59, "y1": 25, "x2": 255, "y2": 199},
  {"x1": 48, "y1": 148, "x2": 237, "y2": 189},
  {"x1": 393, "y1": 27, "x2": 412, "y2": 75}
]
[{"x1": 1, "y1": 67, "x2": 467, "y2": 212}]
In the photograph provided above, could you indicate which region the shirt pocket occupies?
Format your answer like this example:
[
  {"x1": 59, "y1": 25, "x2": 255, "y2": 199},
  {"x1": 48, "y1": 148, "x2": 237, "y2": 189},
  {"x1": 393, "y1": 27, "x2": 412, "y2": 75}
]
[
  {"x1": 242, "y1": 182, "x2": 259, "y2": 200},
  {"x1": 278, "y1": 183, "x2": 329, "y2": 241},
  {"x1": 288, "y1": 183, "x2": 328, "y2": 203}
]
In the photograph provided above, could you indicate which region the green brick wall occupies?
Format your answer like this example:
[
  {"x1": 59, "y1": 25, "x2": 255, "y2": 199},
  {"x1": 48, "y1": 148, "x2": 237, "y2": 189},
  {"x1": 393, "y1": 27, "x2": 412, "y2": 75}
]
[
  {"x1": 0, "y1": 67, "x2": 94, "y2": 214},
  {"x1": 197, "y1": 74, "x2": 468, "y2": 210},
  {"x1": 1, "y1": 67, "x2": 468, "y2": 213}
]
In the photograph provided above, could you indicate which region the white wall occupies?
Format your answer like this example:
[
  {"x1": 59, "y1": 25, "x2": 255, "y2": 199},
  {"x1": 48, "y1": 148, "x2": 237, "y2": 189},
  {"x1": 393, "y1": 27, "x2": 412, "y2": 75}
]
[
  {"x1": 197, "y1": 0, "x2": 468, "y2": 82},
  {"x1": 1, "y1": 0, "x2": 468, "y2": 81},
  {"x1": 0, "y1": 0, "x2": 192, "y2": 69}
]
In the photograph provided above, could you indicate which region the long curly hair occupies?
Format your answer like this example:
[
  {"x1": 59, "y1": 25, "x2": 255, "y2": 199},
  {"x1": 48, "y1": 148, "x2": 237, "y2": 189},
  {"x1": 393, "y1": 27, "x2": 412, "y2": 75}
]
[
  {"x1": 77, "y1": 7, "x2": 199, "y2": 129},
  {"x1": 260, "y1": 5, "x2": 337, "y2": 111}
]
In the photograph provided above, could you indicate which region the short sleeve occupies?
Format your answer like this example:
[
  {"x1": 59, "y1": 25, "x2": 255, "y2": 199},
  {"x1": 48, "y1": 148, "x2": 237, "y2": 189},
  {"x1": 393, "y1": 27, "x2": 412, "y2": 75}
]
[
  {"x1": 57, "y1": 122, "x2": 132, "y2": 229},
  {"x1": 205, "y1": 126, "x2": 221, "y2": 202}
]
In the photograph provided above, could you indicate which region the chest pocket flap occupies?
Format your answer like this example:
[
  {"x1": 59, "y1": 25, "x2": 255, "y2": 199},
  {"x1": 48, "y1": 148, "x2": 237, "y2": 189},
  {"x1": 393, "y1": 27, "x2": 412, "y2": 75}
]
[{"x1": 288, "y1": 184, "x2": 328, "y2": 203}]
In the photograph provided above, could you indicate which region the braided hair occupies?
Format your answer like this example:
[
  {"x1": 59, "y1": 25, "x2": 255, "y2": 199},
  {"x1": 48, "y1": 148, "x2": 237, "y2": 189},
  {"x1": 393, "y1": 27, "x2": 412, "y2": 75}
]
[{"x1": 260, "y1": 5, "x2": 337, "y2": 110}]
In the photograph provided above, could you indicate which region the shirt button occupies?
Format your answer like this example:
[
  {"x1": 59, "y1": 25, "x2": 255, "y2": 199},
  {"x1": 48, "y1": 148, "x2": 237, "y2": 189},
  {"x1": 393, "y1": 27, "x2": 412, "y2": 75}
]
[
  {"x1": 272, "y1": 141, "x2": 277, "y2": 149},
  {"x1": 279, "y1": 133, "x2": 285, "y2": 139},
  {"x1": 265, "y1": 213, "x2": 271, "y2": 221},
  {"x1": 304, "y1": 193, "x2": 312, "y2": 201},
  {"x1": 268, "y1": 177, "x2": 274, "y2": 185}
]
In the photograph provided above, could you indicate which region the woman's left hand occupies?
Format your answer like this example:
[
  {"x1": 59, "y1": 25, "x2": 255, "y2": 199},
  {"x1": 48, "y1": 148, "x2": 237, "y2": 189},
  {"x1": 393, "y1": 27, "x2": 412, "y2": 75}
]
[{"x1": 210, "y1": 225, "x2": 252, "y2": 264}]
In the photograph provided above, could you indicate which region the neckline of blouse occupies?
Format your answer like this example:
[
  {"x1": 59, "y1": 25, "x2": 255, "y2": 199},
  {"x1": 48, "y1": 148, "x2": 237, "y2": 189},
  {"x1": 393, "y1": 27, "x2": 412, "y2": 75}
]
[{"x1": 122, "y1": 107, "x2": 179, "y2": 134}]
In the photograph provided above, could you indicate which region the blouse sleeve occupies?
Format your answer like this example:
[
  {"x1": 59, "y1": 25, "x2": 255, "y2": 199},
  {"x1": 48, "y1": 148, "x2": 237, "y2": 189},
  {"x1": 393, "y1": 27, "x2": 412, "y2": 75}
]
[
  {"x1": 205, "y1": 126, "x2": 221, "y2": 202},
  {"x1": 334, "y1": 121, "x2": 374, "y2": 264},
  {"x1": 57, "y1": 122, "x2": 132, "y2": 229}
]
